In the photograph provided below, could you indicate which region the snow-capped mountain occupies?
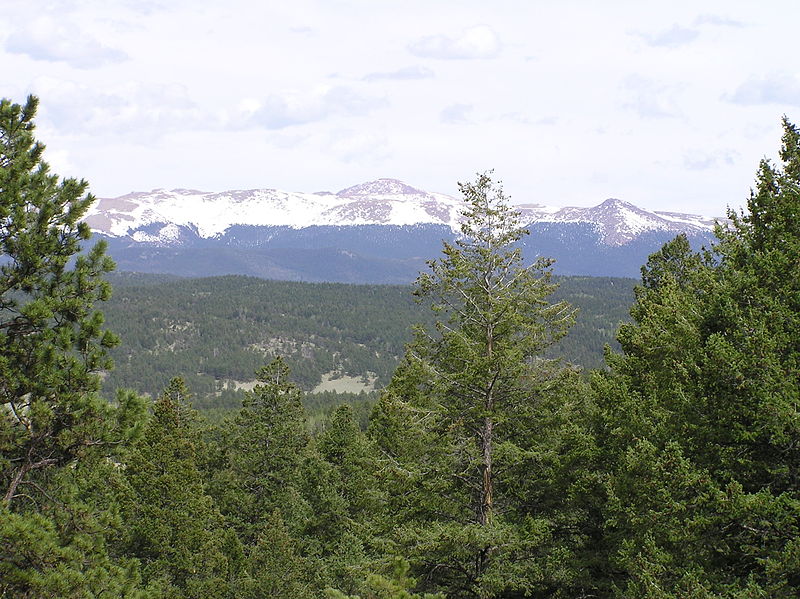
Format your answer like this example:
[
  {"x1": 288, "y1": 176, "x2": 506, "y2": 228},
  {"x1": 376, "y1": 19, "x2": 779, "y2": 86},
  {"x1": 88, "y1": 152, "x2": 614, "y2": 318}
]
[
  {"x1": 517, "y1": 198, "x2": 720, "y2": 246},
  {"x1": 86, "y1": 179, "x2": 724, "y2": 282},
  {"x1": 86, "y1": 179, "x2": 465, "y2": 242},
  {"x1": 86, "y1": 178, "x2": 721, "y2": 247}
]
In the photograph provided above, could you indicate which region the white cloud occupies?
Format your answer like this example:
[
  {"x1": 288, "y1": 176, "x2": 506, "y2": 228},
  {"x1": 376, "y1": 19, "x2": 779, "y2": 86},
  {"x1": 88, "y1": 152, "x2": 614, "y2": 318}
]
[
  {"x1": 440, "y1": 103, "x2": 473, "y2": 124},
  {"x1": 5, "y1": 15, "x2": 127, "y2": 68},
  {"x1": 42, "y1": 148, "x2": 77, "y2": 179},
  {"x1": 247, "y1": 86, "x2": 386, "y2": 130},
  {"x1": 693, "y1": 14, "x2": 745, "y2": 28},
  {"x1": 726, "y1": 72, "x2": 800, "y2": 107},
  {"x1": 408, "y1": 25, "x2": 501, "y2": 60},
  {"x1": 363, "y1": 65, "x2": 434, "y2": 82},
  {"x1": 31, "y1": 77, "x2": 204, "y2": 138},
  {"x1": 635, "y1": 24, "x2": 699, "y2": 48},
  {"x1": 683, "y1": 149, "x2": 737, "y2": 171},
  {"x1": 326, "y1": 129, "x2": 390, "y2": 163},
  {"x1": 621, "y1": 75, "x2": 682, "y2": 119}
]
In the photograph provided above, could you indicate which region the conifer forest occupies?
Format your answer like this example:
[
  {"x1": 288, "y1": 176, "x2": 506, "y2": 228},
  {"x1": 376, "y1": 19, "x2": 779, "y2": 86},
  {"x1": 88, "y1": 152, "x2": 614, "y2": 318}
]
[{"x1": 2, "y1": 95, "x2": 799, "y2": 598}]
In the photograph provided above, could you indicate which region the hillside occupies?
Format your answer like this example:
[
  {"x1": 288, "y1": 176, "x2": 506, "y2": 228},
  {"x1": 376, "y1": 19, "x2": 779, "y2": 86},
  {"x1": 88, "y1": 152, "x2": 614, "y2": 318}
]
[{"x1": 101, "y1": 273, "x2": 635, "y2": 409}]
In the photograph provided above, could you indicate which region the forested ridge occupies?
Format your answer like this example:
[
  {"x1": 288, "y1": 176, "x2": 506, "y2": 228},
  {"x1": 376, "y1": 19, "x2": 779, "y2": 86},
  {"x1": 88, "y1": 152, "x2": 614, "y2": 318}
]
[
  {"x1": 100, "y1": 272, "x2": 634, "y2": 407},
  {"x1": 2, "y1": 96, "x2": 799, "y2": 598}
]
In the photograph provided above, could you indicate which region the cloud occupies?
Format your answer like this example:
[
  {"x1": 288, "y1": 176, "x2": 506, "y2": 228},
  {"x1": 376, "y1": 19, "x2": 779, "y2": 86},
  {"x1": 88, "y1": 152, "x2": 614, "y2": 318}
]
[
  {"x1": 683, "y1": 150, "x2": 737, "y2": 171},
  {"x1": 31, "y1": 77, "x2": 204, "y2": 138},
  {"x1": 693, "y1": 14, "x2": 745, "y2": 28},
  {"x1": 726, "y1": 72, "x2": 800, "y2": 107},
  {"x1": 363, "y1": 65, "x2": 434, "y2": 82},
  {"x1": 621, "y1": 75, "x2": 681, "y2": 119},
  {"x1": 496, "y1": 112, "x2": 532, "y2": 125},
  {"x1": 409, "y1": 25, "x2": 501, "y2": 60},
  {"x1": 440, "y1": 103, "x2": 473, "y2": 124},
  {"x1": 636, "y1": 24, "x2": 699, "y2": 48},
  {"x1": 326, "y1": 129, "x2": 390, "y2": 163},
  {"x1": 5, "y1": 16, "x2": 127, "y2": 69},
  {"x1": 248, "y1": 86, "x2": 386, "y2": 130}
]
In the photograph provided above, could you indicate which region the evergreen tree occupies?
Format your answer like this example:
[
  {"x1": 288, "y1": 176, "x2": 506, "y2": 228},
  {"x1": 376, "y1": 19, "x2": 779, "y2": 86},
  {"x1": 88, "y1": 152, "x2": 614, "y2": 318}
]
[
  {"x1": 213, "y1": 357, "x2": 313, "y2": 544},
  {"x1": 0, "y1": 95, "x2": 153, "y2": 597},
  {"x1": 122, "y1": 378, "x2": 237, "y2": 598},
  {"x1": 0, "y1": 506, "x2": 153, "y2": 599},
  {"x1": 239, "y1": 510, "x2": 314, "y2": 599},
  {"x1": 325, "y1": 558, "x2": 444, "y2": 599},
  {"x1": 595, "y1": 118, "x2": 800, "y2": 597},
  {"x1": 208, "y1": 357, "x2": 355, "y2": 592},
  {"x1": 316, "y1": 404, "x2": 385, "y2": 593},
  {"x1": 317, "y1": 404, "x2": 382, "y2": 526},
  {"x1": 372, "y1": 172, "x2": 590, "y2": 598},
  {"x1": 0, "y1": 95, "x2": 120, "y2": 507}
]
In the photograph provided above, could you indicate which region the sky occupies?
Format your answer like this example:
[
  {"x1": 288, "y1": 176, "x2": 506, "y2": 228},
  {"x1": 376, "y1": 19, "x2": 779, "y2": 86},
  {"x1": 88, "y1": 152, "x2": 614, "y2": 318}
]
[{"x1": 1, "y1": 1, "x2": 798, "y2": 216}]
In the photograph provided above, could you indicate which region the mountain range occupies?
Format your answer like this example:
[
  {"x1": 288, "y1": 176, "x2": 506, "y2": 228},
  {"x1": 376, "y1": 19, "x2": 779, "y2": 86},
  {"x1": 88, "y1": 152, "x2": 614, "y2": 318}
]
[{"x1": 86, "y1": 178, "x2": 725, "y2": 282}]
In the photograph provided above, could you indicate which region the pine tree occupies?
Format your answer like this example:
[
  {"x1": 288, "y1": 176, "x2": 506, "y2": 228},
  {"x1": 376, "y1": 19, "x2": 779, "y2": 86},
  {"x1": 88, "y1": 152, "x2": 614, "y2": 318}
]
[
  {"x1": 0, "y1": 95, "x2": 121, "y2": 508},
  {"x1": 317, "y1": 404, "x2": 382, "y2": 526},
  {"x1": 239, "y1": 510, "x2": 313, "y2": 599},
  {"x1": 122, "y1": 378, "x2": 237, "y2": 599},
  {"x1": 316, "y1": 404, "x2": 385, "y2": 593},
  {"x1": 214, "y1": 357, "x2": 314, "y2": 545},
  {"x1": 0, "y1": 506, "x2": 154, "y2": 599},
  {"x1": 595, "y1": 118, "x2": 800, "y2": 597},
  {"x1": 211, "y1": 357, "x2": 364, "y2": 593},
  {"x1": 372, "y1": 172, "x2": 589, "y2": 597},
  {"x1": 0, "y1": 94, "x2": 151, "y2": 598}
]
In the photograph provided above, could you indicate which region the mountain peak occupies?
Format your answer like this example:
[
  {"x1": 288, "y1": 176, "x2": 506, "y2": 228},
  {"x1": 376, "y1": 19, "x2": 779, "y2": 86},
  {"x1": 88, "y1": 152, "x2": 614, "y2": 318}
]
[
  {"x1": 596, "y1": 198, "x2": 638, "y2": 210},
  {"x1": 337, "y1": 179, "x2": 426, "y2": 197}
]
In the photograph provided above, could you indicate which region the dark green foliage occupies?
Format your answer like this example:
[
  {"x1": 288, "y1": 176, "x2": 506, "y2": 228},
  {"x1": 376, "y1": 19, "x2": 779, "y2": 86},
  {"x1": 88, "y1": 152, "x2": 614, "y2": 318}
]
[
  {"x1": 595, "y1": 118, "x2": 800, "y2": 596},
  {"x1": 101, "y1": 275, "x2": 428, "y2": 397},
  {"x1": 208, "y1": 358, "x2": 372, "y2": 594},
  {"x1": 547, "y1": 276, "x2": 634, "y2": 368},
  {"x1": 371, "y1": 173, "x2": 597, "y2": 598},
  {"x1": 212, "y1": 358, "x2": 312, "y2": 545},
  {"x1": 0, "y1": 507, "x2": 151, "y2": 599},
  {"x1": 0, "y1": 95, "x2": 154, "y2": 598},
  {"x1": 0, "y1": 95, "x2": 119, "y2": 507},
  {"x1": 99, "y1": 272, "x2": 635, "y2": 410},
  {"x1": 317, "y1": 404, "x2": 382, "y2": 521},
  {"x1": 239, "y1": 511, "x2": 314, "y2": 599},
  {"x1": 122, "y1": 378, "x2": 237, "y2": 598},
  {"x1": 1, "y1": 431, "x2": 151, "y2": 598},
  {"x1": 305, "y1": 390, "x2": 378, "y2": 432},
  {"x1": 325, "y1": 558, "x2": 445, "y2": 599}
]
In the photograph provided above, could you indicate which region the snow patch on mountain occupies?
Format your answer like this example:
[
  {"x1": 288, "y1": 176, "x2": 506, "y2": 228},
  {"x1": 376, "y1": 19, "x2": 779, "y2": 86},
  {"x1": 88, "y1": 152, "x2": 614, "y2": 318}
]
[
  {"x1": 517, "y1": 198, "x2": 721, "y2": 245},
  {"x1": 85, "y1": 178, "x2": 723, "y2": 247}
]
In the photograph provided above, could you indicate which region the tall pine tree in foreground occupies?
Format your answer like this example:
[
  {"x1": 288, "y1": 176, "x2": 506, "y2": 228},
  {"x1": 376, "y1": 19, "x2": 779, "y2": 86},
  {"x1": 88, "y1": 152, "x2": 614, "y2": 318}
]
[
  {"x1": 0, "y1": 95, "x2": 151, "y2": 598},
  {"x1": 371, "y1": 172, "x2": 596, "y2": 598},
  {"x1": 0, "y1": 95, "x2": 123, "y2": 507},
  {"x1": 595, "y1": 118, "x2": 800, "y2": 597}
]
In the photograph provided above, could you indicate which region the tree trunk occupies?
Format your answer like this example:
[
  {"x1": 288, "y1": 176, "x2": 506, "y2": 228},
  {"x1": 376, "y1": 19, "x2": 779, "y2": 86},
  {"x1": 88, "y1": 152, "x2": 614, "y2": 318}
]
[{"x1": 479, "y1": 417, "x2": 493, "y2": 526}]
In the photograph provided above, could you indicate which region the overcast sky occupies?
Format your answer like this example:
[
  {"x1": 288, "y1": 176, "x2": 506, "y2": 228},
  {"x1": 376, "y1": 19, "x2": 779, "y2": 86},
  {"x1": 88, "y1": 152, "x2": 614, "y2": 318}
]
[{"x1": 1, "y1": 1, "x2": 798, "y2": 215}]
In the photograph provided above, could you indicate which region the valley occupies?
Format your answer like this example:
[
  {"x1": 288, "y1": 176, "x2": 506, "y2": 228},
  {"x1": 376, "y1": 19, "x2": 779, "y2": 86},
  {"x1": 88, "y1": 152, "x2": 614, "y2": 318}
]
[{"x1": 101, "y1": 272, "x2": 636, "y2": 413}]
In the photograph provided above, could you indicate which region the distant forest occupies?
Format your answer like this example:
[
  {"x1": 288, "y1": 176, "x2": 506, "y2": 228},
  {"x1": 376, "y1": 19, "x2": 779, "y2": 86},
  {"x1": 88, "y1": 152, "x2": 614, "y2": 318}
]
[{"x1": 101, "y1": 272, "x2": 635, "y2": 411}]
